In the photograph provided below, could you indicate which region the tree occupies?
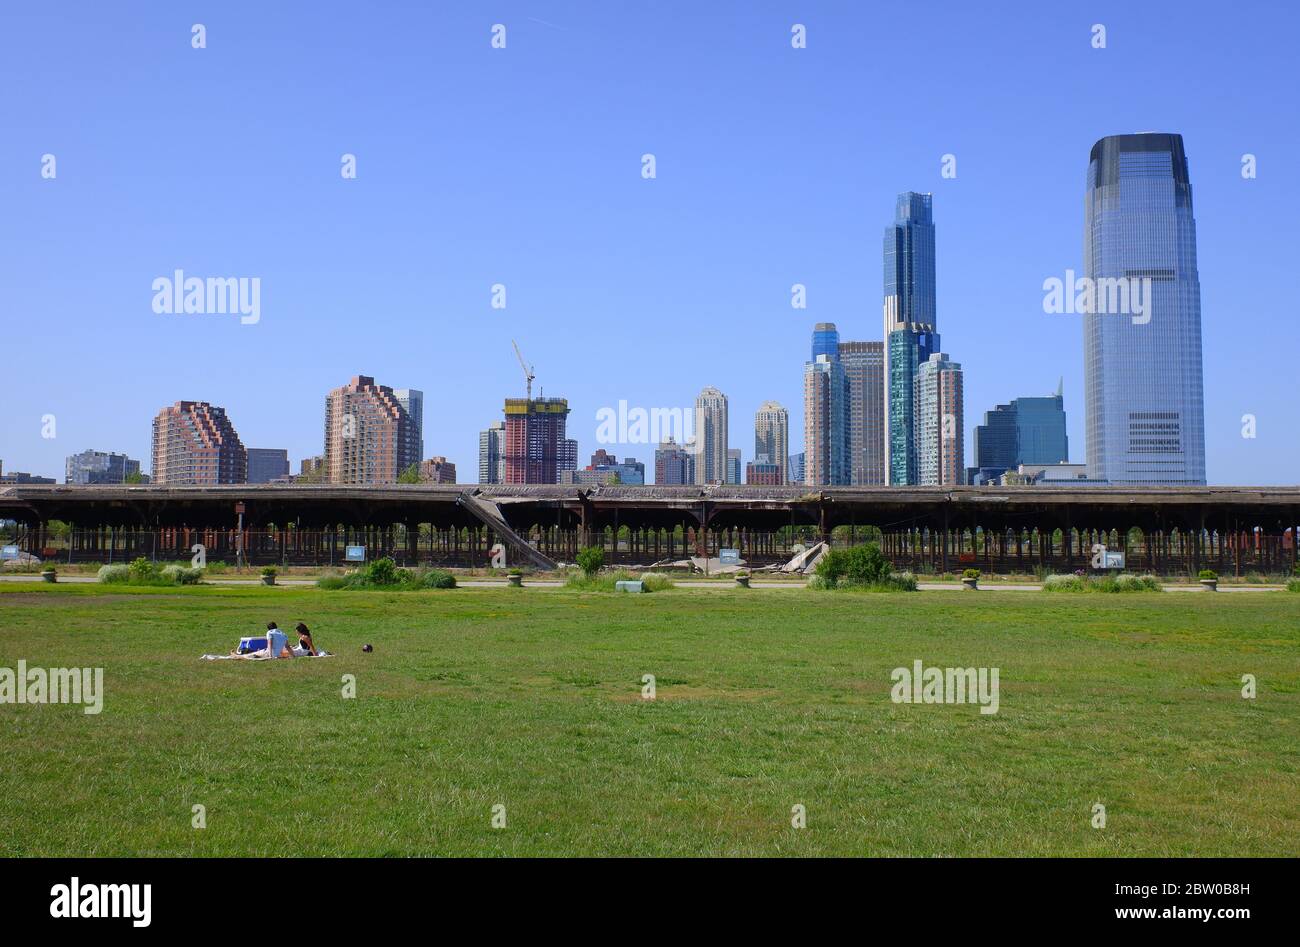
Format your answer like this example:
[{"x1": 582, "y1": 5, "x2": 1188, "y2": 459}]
[
  {"x1": 398, "y1": 464, "x2": 422, "y2": 484},
  {"x1": 124, "y1": 470, "x2": 144, "y2": 484},
  {"x1": 576, "y1": 546, "x2": 605, "y2": 577}
]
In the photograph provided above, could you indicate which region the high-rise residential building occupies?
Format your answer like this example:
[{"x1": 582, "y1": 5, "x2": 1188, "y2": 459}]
[
  {"x1": 246, "y1": 448, "x2": 290, "y2": 484},
  {"x1": 324, "y1": 375, "x2": 420, "y2": 484},
  {"x1": 839, "y1": 341, "x2": 885, "y2": 485},
  {"x1": 788, "y1": 452, "x2": 805, "y2": 484},
  {"x1": 886, "y1": 325, "x2": 940, "y2": 485},
  {"x1": 478, "y1": 421, "x2": 506, "y2": 484},
  {"x1": 803, "y1": 354, "x2": 848, "y2": 486},
  {"x1": 754, "y1": 401, "x2": 788, "y2": 485},
  {"x1": 655, "y1": 438, "x2": 694, "y2": 485},
  {"x1": 503, "y1": 398, "x2": 571, "y2": 484},
  {"x1": 1084, "y1": 133, "x2": 1206, "y2": 484},
  {"x1": 973, "y1": 385, "x2": 1069, "y2": 481},
  {"x1": 745, "y1": 461, "x2": 783, "y2": 485},
  {"x1": 915, "y1": 353, "x2": 964, "y2": 486},
  {"x1": 726, "y1": 448, "x2": 742, "y2": 485},
  {"x1": 419, "y1": 456, "x2": 457, "y2": 483},
  {"x1": 884, "y1": 192, "x2": 940, "y2": 486},
  {"x1": 393, "y1": 389, "x2": 425, "y2": 462},
  {"x1": 65, "y1": 449, "x2": 141, "y2": 485},
  {"x1": 692, "y1": 386, "x2": 729, "y2": 485},
  {"x1": 557, "y1": 438, "x2": 578, "y2": 483},
  {"x1": 151, "y1": 401, "x2": 247, "y2": 485}
]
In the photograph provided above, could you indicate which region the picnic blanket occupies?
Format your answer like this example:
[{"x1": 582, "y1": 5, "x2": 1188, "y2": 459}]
[{"x1": 201, "y1": 647, "x2": 333, "y2": 661}]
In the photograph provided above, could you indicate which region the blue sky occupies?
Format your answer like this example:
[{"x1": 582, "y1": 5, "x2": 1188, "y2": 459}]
[{"x1": 2, "y1": 0, "x2": 1297, "y2": 484}]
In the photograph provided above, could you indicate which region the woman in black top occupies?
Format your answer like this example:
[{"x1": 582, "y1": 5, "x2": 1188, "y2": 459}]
[{"x1": 295, "y1": 622, "x2": 319, "y2": 656}]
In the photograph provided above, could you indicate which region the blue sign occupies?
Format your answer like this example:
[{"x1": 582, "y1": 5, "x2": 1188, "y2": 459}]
[
  {"x1": 345, "y1": 545, "x2": 366, "y2": 562},
  {"x1": 719, "y1": 548, "x2": 741, "y2": 565},
  {"x1": 0, "y1": 545, "x2": 18, "y2": 561}
]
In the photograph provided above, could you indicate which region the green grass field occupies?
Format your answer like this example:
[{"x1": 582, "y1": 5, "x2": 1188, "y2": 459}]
[{"x1": 1, "y1": 583, "x2": 1296, "y2": 856}]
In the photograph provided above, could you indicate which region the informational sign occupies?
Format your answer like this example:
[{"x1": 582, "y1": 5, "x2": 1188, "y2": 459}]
[
  {"x1": 345, "y1": 545, "x2": 366, "y2": 562},
  {"x1": 0, "y1": 545, "x2": 19, "y2": 561},
  {"x1": 1090, "y1": 544, "x2": 1125, "y2": 570},
  {"x1": 719, "y1": 548, "x2": 741, "y2": 565}
]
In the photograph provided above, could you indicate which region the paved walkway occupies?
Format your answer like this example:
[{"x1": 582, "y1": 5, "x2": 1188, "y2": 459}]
[{"x1": 1, "y1": 574, "x2": 1286, "y2": 592}]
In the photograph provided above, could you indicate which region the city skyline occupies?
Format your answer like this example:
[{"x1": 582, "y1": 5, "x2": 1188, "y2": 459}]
[{"x1": 4, "y1": 3, "x2": 1297, "y2": 485}]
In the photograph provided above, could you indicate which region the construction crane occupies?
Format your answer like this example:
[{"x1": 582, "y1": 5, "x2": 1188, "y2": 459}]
[{"x1": 511, "y1": 339, "x2": 535, "y2": 400}]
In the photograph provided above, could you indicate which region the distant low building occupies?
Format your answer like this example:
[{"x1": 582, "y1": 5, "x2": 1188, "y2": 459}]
[
  {"x1": 65, "y1": 449, "x2": 141, "y2": 485},
  {"x1": 746, "y1": 460, "x2": 783, "y2": 486},
  {"x1": 419, "y1": 456, "x2": 457, "y2": 483},
  {"x1": 561, "y1": 456, "x2": 645, "y2": 486},
  {"x1": 246, "y1": 448, "x2": 291, "y2": 484}
]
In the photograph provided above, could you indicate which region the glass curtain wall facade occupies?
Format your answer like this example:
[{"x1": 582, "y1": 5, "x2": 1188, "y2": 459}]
[{"x1": 1084, "y1": 133, "x2": 1205, "y2": 484}]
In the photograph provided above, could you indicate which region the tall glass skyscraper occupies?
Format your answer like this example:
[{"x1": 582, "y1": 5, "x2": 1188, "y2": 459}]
[
  {"x1": 811, "y1": 322, "x2": 841, "y2": 361},
  {"x1": 883, "y1": 192, "x2": 940, "y2": 485},
  {"x1": 972, "y1": 385, "x2": 1069, "y2": 478},
  {"x1": 1084, "y1": 133, "x2": 1205, "y2": 484}
]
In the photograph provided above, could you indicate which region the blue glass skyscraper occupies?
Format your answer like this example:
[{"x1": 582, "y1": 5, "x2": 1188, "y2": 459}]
[
  {"x1": 811, "y1": 322, "x2": 840, "y2": 361},
  {"x1": 883, "y1": 192, "x2": 939, "y2": 485},
  {"x1": 1084, "y1": 134, "x2": 1206, "y2": 484}
]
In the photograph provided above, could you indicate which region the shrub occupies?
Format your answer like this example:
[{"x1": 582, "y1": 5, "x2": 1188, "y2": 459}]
[
  {"x1": 160, "y1": 564, "x2": 203, "y2": 585},
  {"x1": 1044, "y1": 573, "x2": 1159, "y2": 593},
  {"x1": 97, "y1": 564, "x2": 130, "y2": 584},
  {"x1": 962, "y1": 568, "x2": 981, "y2": 579},
  {"x1": 1043, "y1": 574, "x2": 1085, "y2": 592},
  {"x1": 418, "y1": 569, "x2": 457, "y2": 589},
  {"x1": 128, "y1": 557, "x2": 159, "y2": 582},
  {"x1": 363, "y1": 557, "x2": 402, "y2": 586},
  {"x1": 1198, "y1": 569, "x2": 1218, "y2": 581},
  {"x1": 260, "y1": 566, "x2": 278, "y2": 577},
  {"x1": 316, "y1": 576, "x2": 349, "y2": 590},
  {"x1": 563, "y1": 569, "x2": 673, "y2": 592},
  {"x1": 815, "y1": 543, "x2": 892, "y2": 588},
  {"x1": 1287, "y1": 578, "x2": 1300, "y2": 593},
  {"x1": 575, "y1": 546, "x2": 605, "y2": 577}
]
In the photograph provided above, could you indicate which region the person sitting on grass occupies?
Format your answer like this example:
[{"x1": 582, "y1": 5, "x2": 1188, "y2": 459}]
[
  {"x1": 231, "y1": 622, "x2": 293, "y2": 658},
  {"x1": 295, "y1": 622, "x2": 319, "y2": 656}
]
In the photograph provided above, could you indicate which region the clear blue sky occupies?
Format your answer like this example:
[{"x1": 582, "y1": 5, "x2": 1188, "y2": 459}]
[{"x1": 3, "y1": 0, "x2": 1296, "y2": 484}]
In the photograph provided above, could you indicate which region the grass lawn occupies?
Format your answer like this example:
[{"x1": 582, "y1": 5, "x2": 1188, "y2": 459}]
[{"x1": 0, "y1": 583, "x2": 1296, "y2": 857}]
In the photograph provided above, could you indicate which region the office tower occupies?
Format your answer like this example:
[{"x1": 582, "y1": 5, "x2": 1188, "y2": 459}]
[
  {"x1": 324, "y1": 375, "x2": 420, "y2": 484},
  {"x1": 754, "y1": 401, "x2": 789, "y2": 485},
  {"x1": 692, "y1": 386, "x2": 729, "y2": 485},
  {"x1": 811, "y1": 322, "x2": 841, "y2": 361},
  {"x1": 419, "y1": 457, "x2": 457, "y2": 483},
  {"x1": 151, "y1": 401, "x2": 247, "y2": 485},
  {"x1": 590, "y1": 448, "x2": 617, "y2": 468},
  {"x1": 503, "y1": 398, "x2": 571, "y2": 484},
  {"x1": 803, "y1": 354, "x2": 848, "y2": 486},
  {"x1": 745, "y1": 460, "x2": 783, "y2": 485},
  {"x1": 973, "y1": 384, "x2": 1069, "y2": 481},
  {"x1": 393, "y1": 389, "x2": 425, "y2": 462},
  {"x1": 915, "y1": 353, "x2": 964, "y2": 486},
  {"x1": 884, "y1": 192, "x2": 940, "y2": 485},
  {"x1": 478, "y1": 421, "x2": 506, "y2": 484},
  {"x1": 65, "y1": 449, "x2": 141, "y2": 485},
  {"x1": 246, "y1": 448, "x2": 290, "y2": 484},
  {"x1": 726, "y1": 448, "x2": 742, "y2": 485},
  {"x1": 788, "y1": 452, "x2": 805, "y2": 484},
  {"x1": 838, "y1": 341, "x2": 885, "y2": 485},
  {"x1": 557, "y1": 438, "x2": 578, "y2": 483},
  {"x1": 1084, "y1": 133, "x2": 1206, "y2": 484},
  {"x1": 655, "y1": 438, "x2": 694, "y2": 485}
]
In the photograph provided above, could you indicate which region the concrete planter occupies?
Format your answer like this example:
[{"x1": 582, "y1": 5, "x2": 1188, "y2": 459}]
[
  {"x1": 735, "y1": 575, "x2": 750, "y2": 588},
  {"x1": 961, "y1": 576, "x2": 978, "y2": 590},
  {"x1": 1200, "y1": 578, "x2": 1218, "y2": 592},
  {"x1": 507, "y1": 573, "x2": 523, "y2": 587},
  {"x1": 41, "y1": 570, "x2": 57, "y2": 583},
  {"x1": 261, "y1": 575, "x2": 276, "y2": 586}
]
